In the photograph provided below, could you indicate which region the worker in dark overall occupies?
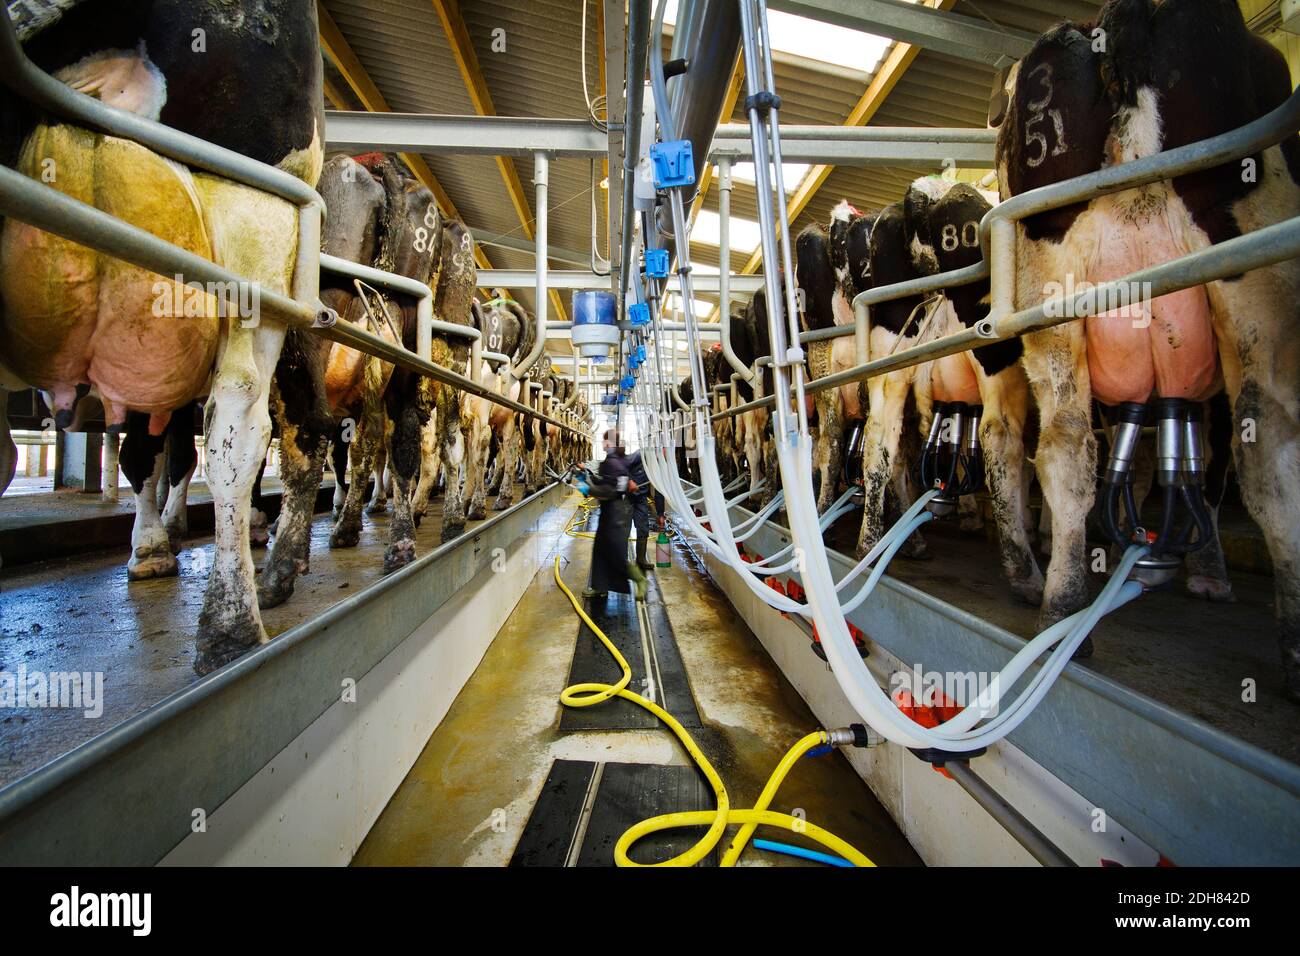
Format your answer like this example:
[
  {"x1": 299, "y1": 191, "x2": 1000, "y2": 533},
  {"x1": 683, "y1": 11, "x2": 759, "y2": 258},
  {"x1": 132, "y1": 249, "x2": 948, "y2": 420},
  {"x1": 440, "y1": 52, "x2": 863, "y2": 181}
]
[
  {"x1": 583, "y1": 430, "x2": 649, "y2": 601},
  {"x1": 626, "y1": 447, "x2": 662, "y2": 571}
]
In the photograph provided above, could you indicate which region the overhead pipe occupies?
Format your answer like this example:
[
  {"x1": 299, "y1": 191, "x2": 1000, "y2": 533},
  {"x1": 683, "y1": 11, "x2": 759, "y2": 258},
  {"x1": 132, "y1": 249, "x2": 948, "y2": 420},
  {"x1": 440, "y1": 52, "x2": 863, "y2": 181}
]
[
  {"x1": 618, "y1": 0, "x2": 652, "y2": 310},
  {"x1": 513, "y1": 151, "x2": 551, "y2": 377},
  {"x1": 716, "y1": 154, "x2": 753, "y2": 382}
]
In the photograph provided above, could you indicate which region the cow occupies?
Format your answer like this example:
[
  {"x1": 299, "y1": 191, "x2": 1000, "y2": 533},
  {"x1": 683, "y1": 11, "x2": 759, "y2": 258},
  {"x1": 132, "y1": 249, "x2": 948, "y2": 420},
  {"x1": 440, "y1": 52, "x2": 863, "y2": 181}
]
[
  {"x1": 795, "y1": 204, "x2": 873, "y2": 513},
  {"x1": 996, "y1": 0, "x2": 1300, "y2": 691},
  {"x1": 734, "y1": 292, "x2": 775, "y2": 502},
  {"x1": 461, "y1": 293, "x2": 531, "y2": 513},
  {"x1": 851, "y1": 179, "x2": 1042, "y2": 606},
  {"x1": 0, "y1": 0, "x2": 324, "y2": 674}
]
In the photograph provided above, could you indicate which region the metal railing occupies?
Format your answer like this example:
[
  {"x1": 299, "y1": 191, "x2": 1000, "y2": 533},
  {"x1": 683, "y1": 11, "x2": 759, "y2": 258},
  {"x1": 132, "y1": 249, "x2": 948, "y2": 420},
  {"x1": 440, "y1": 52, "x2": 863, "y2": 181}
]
[
  {"x1": 708, "y1": 85, "x2": 1300, "y2": 421},
  {"x1": 0, "y1": 10, "x2": 590, "y2": 441}
]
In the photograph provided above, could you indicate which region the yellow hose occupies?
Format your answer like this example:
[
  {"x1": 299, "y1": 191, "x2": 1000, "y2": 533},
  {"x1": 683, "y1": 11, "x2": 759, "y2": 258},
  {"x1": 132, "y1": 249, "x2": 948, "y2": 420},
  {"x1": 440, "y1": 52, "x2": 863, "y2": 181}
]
[{"x1": 555, "y1": 496, "x2": 875, "y2": 868}]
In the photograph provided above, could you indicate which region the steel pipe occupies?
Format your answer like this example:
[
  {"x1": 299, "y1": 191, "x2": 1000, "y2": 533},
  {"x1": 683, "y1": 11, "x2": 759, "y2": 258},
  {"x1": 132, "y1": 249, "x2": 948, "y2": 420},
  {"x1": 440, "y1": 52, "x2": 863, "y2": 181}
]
[{"x1": 513, "y1": 152, "x2": 551, "y2": 377}]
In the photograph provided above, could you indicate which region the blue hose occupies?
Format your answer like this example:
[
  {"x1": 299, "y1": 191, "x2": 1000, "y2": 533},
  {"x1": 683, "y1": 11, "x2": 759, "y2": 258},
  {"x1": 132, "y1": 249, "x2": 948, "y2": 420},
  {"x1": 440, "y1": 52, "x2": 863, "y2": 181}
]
[{"x1": 753, "y1": 838, "x2": 854, "y2": 868}]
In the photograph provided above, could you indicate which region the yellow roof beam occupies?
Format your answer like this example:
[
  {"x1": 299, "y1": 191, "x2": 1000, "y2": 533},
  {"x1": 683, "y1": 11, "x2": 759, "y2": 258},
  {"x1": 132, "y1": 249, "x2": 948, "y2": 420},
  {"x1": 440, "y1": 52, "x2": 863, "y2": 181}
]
[
  {"x1": 317, "y1": 3, "x2": 496, "y2": 279},
  {"x1": 429, "y1": 0, "x2": 570, "y2": 325}
]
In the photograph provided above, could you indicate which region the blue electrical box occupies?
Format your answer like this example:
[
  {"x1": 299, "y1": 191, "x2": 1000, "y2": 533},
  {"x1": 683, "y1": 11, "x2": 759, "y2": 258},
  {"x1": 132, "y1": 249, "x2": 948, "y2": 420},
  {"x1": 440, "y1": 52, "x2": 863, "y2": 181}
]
[
  {"x1": 629, "y1": 302, "x2": 650, "y2": 328},
  {"x1": 644, "y1": 248, "x2": 669, "y2": 278},
  {"x1": 650, "y1": 140, "x2": 695, "y2": 189},
  {"x1": 621, "y1": 374, "x2": 635, "y2": 390},
  {"x1": 636, "y1": 344, "x2": 647, "y2": 363}
]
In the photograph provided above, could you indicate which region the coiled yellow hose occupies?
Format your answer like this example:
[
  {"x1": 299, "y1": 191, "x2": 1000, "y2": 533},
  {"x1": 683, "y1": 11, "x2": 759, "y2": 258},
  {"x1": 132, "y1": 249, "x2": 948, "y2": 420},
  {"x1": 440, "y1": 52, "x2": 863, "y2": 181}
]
[{"x1": 556, "y1": 497, "x2": 875, "y2": 868}]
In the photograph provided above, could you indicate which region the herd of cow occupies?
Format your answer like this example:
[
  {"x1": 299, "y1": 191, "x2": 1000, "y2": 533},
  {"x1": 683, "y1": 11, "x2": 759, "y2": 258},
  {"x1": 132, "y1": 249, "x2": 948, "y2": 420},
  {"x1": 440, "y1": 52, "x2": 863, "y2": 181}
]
[
  {"x1": 0, "y1": 1, "x2": 587, "y2": 673},
  {"x1": 681, "y1": 0, "x2": 1300, "y2": 700}
]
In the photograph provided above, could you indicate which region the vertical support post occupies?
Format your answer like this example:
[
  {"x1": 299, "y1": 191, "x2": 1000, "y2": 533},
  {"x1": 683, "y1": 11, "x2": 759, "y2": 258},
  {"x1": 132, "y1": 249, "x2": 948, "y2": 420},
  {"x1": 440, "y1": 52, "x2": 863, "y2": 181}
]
[
  {"x1": 989, "y1": 216, "x2": 1015, "y2": 322},
  {"x1": 853, "y1": 297, "x2": 870, "y2": 367}
]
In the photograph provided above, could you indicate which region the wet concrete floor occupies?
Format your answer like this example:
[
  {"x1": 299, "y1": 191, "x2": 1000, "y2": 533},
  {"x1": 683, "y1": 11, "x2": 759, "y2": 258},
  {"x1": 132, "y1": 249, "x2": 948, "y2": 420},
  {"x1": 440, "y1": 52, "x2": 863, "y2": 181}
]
[
  {"x1": 0, "y1": 491, "x2": 514, "y2": 788},
  {"x1": 353, "y1": 493, "x2": 921, "y2": 867}
]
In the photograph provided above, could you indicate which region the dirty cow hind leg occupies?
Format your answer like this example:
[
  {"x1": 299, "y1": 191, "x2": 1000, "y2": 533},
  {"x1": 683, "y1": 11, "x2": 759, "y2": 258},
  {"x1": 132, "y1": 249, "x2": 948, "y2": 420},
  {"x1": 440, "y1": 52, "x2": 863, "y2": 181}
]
[
  {"x1": 193, "y1": 182, "x2": 296, "y2": 675},
  {"x1": 258, "y1": 375, "x2": 328, "y2": 609},
  {"x1": 384, "y1": 399, "x2": 425, "y2": 573},
  {"x1": 121, "y1": 413, "x2": 177, "y2": 581}
]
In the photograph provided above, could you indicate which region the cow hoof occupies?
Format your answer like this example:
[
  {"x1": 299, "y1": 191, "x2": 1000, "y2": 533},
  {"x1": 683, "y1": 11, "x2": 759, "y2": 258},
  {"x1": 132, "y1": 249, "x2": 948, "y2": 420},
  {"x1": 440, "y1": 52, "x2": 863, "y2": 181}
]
[
  {"x1": 413, "y1": 511, "x2": 424, "y2": 528},
  {"x1": 1009, "y1": 576, "x2": 1044, "y2": 607},
  {"x1": 330, "y1": 525, "x2": 362, "y2": 549},
  {"x1": 194, "y1": 609, "x2": 266, "y2": 676},
  {"x1": 257, "y1": 577, "x2": 295, "y2": 610},
  {"x1": 128, "y1": 549, "x2": 179, "y2": 581},
  {"x1": 249, "y1": 510, "x2": 270, "y2": 550},
  {"x1": 900, "y1": 535, "x2": 930, "y2": 560},
  {"x1": 1186, "y1": 575, "x2": 1235, "y2": 603},
  {"x1": 165, "y1": 526, "x2": 185, "y2": 555},
  {"x1": 383, "y1": 539, "x2": 417, "y2": 574},
  {"x1": 440, "y1": 522, "x2": 465, "y2": 544},
  {"x1": 366, "y1": 500, "x2": 388, "y2": 515},
  {"x1": 492, "y1": 497, "x2": 512, "y2": 512},
  {"x1": 468, "y1": 505, "x2": 487, "y2": 521}
]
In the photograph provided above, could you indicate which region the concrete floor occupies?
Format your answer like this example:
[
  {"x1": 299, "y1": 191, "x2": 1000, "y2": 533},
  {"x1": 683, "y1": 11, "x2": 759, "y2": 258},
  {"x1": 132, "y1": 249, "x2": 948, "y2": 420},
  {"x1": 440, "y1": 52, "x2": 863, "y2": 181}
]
[
  {"x1": 0, "y1": 492, "x2": 501, "y2": 787},
  {"x1": 353, "y1": 493, "x2": 921, "y2": 867}
]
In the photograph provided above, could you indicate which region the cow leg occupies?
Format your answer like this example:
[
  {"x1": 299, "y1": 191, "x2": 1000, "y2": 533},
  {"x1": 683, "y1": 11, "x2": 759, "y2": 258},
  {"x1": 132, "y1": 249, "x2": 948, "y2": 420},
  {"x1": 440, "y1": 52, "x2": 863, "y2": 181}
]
[
  {"x1": 494, "y1": 422, "x2": 519, "y2": 511},
  {"x1": 0, "y1": 389, "x2": 15, "y2": 499},
  {"x1": 194, "y1": 321, "x2": 286, "y2": 674},
  {"x1": 258, "y1": 379, "x2": 328, "y2": 609},
  {"x1": 813, "y1": 390, "x2": 844, "y2": 514},
  {"x1": 1184, "y1": 396, "x2": 1234, "y2": 603},
  {"x1": 161, "y1": 403, "x2": 198, "y2": 553},
  {"x1": 248, "y1": 456, "x2": 270, "y2": 550},
  {"x1": 330, "y1": 410, "x2": 376, "y2": 549},
  {"x1": 439, "y1": 392, "x2": 468, "y2": 541},
  {"x1": 465, "y1": 400, "x2": 491, "y2": 521},
  {"x1": 101, "y1": 428, "x2": 120, "y2": 502},
  {"x1": 330, "y1": 432, "x2": 349, "y2": 517},
  {"x1": 367, "y1": 436, "x2": 389, "y2": 514},
  {"x1": 384, "y1": 395, "x2": 425, "y2": 573},
  {"x1": 978, "y1": 365, "x2": 1044, "y2": 606},
  {"x1": 121, "y1": 413, "x2": 176, "y2": 580},
  {"x1": 1023, "y1": 323, "x2": 1095, "y2": 633},
  {"x1": 856, "y1": 371, "x2": 911, "y2": 560},
  {"x1": 411, "y1": 408, "x2": 440, "y2": 527}
]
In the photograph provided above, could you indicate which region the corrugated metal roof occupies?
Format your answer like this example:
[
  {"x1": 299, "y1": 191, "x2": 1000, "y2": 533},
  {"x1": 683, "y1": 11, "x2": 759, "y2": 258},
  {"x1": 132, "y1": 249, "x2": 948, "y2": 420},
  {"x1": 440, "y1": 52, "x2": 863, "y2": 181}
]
[{"x1": 320, "y1": 0, "x2": 1283, "y2": 342}]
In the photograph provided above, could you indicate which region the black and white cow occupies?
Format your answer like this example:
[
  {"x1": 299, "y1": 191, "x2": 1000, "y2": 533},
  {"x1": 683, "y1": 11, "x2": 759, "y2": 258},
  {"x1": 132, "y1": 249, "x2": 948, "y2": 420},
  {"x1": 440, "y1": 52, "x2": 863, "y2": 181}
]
[
  {"x1": 0, "y1": 0, "x2": 324, "y2": 673},
  {"x1": 795, "y1": 203, "x2": 874, "y2": 512},
  {"x1": 856, "y1": 179, "x2": 1042, "y2": 604},
  {"x1": 996, "y1": 0, "x2": 1300, "y2": 693}
]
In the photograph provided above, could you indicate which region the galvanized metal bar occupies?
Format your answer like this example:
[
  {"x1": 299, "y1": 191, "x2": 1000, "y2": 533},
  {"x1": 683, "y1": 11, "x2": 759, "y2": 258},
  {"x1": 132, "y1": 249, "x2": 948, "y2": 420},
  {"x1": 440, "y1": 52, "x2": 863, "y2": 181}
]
[
  {"x1": 513, "y1": 152, "x2": 551, "y2": 377},
  {"x1": 323, "y1": 110, "x2": 607, "y2": 158},
  {"x1": 767, "y1": 0, "x2": 1036, "y2": 67},
  {"x1": 490, "y1": 269, "x2": 767, "y2": 292},
  {"x1": 713, "y1": 215, "x2": 1300, "y2": 420},
  {"x1": 945, "y1": 762, "x2": 1077, "y2": 867},
  {"x1": 0, "y1": 167, "x2": 586, "y2": 438},
  {"x1": 619, "y1": 0, "x2": 652, "y2": 311},
  {"x1": 711, "y1": 124, "x2": 998, "y2": 166}
]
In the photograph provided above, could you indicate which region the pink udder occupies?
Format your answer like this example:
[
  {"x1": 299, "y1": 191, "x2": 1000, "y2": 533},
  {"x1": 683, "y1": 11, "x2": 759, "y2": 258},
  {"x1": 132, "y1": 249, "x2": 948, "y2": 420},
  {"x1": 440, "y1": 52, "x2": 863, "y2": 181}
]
[{"x1": 1085, "y1": 216, "x2": 1219, "y2": 406}]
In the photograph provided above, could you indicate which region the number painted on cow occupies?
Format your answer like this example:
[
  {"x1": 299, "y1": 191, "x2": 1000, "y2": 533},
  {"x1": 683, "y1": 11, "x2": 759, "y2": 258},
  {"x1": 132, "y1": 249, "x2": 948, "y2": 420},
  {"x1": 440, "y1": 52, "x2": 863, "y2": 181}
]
[{"x1": 1023, "y1": 63, "x2": 1069, "y2": 168}]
